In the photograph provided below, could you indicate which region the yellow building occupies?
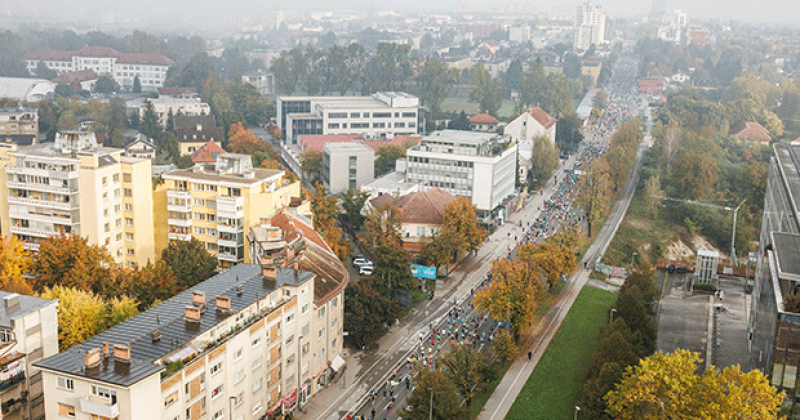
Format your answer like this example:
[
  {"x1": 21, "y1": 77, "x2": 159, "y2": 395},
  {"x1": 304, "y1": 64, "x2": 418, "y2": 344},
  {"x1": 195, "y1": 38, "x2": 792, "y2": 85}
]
[
  {"x1": 0, "y1": 131, "x2": 155, "y2": 268},
  {"x1": 157, "y1": 154, "x2": 301, "y2": 267}
]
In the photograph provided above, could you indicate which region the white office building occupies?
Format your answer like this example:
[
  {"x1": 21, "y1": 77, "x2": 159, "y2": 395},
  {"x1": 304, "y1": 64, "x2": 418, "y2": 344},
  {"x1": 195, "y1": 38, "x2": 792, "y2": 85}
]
[
  {"x1": 277, "y1": 92, "x2": 421, "y2": 143},
  {"x1": 574, "y1": 4, "x2": 607, "y2": 51},
  {"x1": 405, "y1": 130, "x2": 517, "y2": 221}
]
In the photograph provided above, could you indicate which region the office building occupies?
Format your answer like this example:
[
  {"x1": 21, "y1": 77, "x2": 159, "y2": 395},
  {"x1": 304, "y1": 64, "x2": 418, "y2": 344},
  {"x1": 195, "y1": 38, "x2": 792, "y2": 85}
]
[
  {"x1": 35, "y1": 213, "x2": 347, "y2": 420},
  {"x1": 322, "y1": 143, "x2": 374, "y2": 194},
  {"x1": 277, "y1": 92, "x2": 420, "y2": 143},
  {"x1": 157, "y1": 154, "x2": 301, "y2": 267},
  {"x1": 129, "y1": 98, "x2": 212, "y2": 128},
  {"x1": 0, "y1": 292, "x2": 58, "y2": 420},
  {"x1": 574, "y1": 4, "x2": 607, "y2": 51},
  {"x1": 0, "y1": 131, "x2": 155, "y2": 269},
  {"x1": 0, "y1": 107, "x2": 38, "y2": 146},
  {"x1": 405, "y1": 130, "x2": 517, "y2": 222}
]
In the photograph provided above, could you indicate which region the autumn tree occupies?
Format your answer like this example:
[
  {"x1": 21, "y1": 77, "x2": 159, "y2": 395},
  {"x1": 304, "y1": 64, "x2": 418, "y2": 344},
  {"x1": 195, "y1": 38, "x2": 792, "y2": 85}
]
[
  {"x1": 643, "y1": 175, "x2": 663, "y2": 219},
  {"x1": 441, "y1": 197, "x2": 485, "y2": 255},
  {"x1": 517, "y1": 238, "x2": 577, "y2": 288},
  {"x1": 0, "y1": 236, "x2": 33, "y2": 294},
  {"x1": 493, "y1": 330, "x2": 517, "y2": 365},
  {"x1": 576, "y1": 157, "x2": 612, "y2": 237},
  {"x1": 160, "y1": 238, "x2": 218, "y2": 290},
  {"x1": 309, "y1": 184, "x2": 351, "y2": 261},
  {"x1": 339, "y1": 189, "x2": 370, "y2": 230},
  {"x1": 605, "y1": 350, "x2": 783, "y2": 420},
  {"x1": 474, "y1": 259, "x2": 543, "y2": 339},
  {"x1": 670, "y1": 149, "x2": 719, "y2": 200},
  {"x1": 343, "y1": 278, "x2": 400, "y2": 346},
  {"x1": 400, "y1": 369, "x2": 470, "y2": 420},
  {"x1": 30, "y1": 233, "x2": 113, "y2": 295},
  {"x1": 228, "y1": 121, "x2": 267, "y2": 155},
  {"x1": 375, "y1": 144, "x2": 406, "y2": 176},
  {"x1": 419, "y1": 228, "x2": 461, "y2": 272},
  {"x1": 300, "y1": 149, "x2": 323, "y2": 181},
  {"x1": 116, "y1": 260, "x2": 181, "y2": 310},
  {"x1": 363, "y1": 204, "x2": 414, "y2": 293},
  {"x1": 439, "y1": 344, "x2": 490, "y2": 406}
]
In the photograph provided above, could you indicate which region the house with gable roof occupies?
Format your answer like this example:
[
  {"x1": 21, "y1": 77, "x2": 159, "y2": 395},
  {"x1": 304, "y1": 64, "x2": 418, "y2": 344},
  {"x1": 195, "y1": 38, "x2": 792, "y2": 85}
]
[{"x1": 504, "y1": 106, "x2": 557, "y2": 143}]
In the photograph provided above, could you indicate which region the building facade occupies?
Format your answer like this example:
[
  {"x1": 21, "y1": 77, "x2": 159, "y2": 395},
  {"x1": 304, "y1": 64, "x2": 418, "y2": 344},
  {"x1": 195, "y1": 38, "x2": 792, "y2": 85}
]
[
  {"x1": 0, "y1": 131, "x2": 155, "y2": 268},
  {"x1": 130, "y1": 98, "x2": 212, "y2": 128},
  {"x1": 0, "y1": 292, "x2": 59, "y2": 420},
  {"x1": 405, "y1": 130, "x2": 517, "y2": 221},
  {"x1": 35, "y1": 243, "x2": 347, "y2": 420},
  {"x1": 504, "y1": 107, "x2": 557, "y2": 143},
  {"x1": 158, "y1": 154, "x2": 301, "y2": 267},
  {"x1": 322, "y1": 143, "x2": 374, "y2": 194},
  {"x1": 0, "y1": 108, "x2": 38, "y2": 146},
  {"x1": 277, "y1": 92, "x2": 420, "y2": 144},
  {"x1": 574, "y1": 4, "x2": 607, "y2": 51},
  {"x1": 368, "y1": 188, "x2": 457, "y2": 254},
  {"x1": 24, "y1": 46, "x2": 172, "y2": 91},
  {"x1": 241, "y1": 71, "x2": 276, "y2": 96}
]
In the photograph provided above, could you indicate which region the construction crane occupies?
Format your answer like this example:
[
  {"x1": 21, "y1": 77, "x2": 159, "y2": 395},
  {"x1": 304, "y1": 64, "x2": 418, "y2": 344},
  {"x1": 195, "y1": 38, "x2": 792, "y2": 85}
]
[{"x1": 651, "y1": 196, "x2": 747, "y2": 266}]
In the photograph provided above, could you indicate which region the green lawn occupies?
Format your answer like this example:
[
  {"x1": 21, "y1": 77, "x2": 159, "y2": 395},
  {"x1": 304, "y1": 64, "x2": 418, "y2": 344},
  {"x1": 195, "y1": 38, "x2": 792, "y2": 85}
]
[{"x1": 505, "y1": 285, "x2": 617, "y2": 420}]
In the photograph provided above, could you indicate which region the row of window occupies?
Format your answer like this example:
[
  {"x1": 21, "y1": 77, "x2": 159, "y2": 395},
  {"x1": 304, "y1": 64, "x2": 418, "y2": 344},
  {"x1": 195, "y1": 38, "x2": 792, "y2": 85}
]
[
  {"x1": 328, "y1": 112, "x2": 417, "y2": 119},
  {"x1": 327, "y1": 122, "x2": 414, "y2": 130}
]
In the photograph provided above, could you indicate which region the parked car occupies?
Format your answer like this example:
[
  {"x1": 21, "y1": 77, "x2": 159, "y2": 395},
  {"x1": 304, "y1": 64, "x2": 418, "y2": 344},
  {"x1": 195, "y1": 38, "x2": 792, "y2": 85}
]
[
  {"x1": 359, "y1": 265, "x2": 374, "y2": 276},
  {"x1": 352, "y1": 257, "x2": 371, "y2": 267}
]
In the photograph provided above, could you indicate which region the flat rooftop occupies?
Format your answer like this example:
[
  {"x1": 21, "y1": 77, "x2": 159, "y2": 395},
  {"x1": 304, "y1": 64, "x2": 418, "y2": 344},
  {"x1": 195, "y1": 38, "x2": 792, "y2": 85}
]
[
  {"x1": 0, "y1": 292, "x2": 56, "y2": 329},
  {"x1": 773, "y1": 232, "x2": 800, "y2": 283},
  {"x1": 163, "y1": 166, "x2": 283, "y2": 185},
  {"x1": 418, "y1": 129, "x2": 504, "y2": 146},
  {"x1": 35, "y1": 264, "x2": 314, "y2": 387}
]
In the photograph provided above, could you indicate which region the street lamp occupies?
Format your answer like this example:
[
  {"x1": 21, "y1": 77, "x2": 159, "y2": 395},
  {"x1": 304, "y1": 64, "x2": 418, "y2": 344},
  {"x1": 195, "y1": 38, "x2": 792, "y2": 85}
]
[
  {"x1": 631, "y1": 252, "x2": 637, "y2": 267},
  {"x1": 609, "y1": 308, "x2": 617, "y2": 324},
  {"x1": 574, "y1": 406, "x2": 581, "y2": 420}
]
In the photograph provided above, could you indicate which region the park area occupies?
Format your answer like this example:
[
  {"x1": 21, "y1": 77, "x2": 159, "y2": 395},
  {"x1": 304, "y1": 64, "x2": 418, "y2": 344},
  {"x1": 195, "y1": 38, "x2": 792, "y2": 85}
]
[{"x1": 505, "y1": 285, "x2": 617, "y2": 420}]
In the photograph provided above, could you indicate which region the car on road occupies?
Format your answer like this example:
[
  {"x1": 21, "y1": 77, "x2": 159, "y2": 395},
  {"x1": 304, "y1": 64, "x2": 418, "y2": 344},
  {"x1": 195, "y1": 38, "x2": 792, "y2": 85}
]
[
  {"x1": 352, "y1": 257, "x2": 372, "y2": 267},
  {"x1": 359, "y1": 265, "x2": 374, "y2": 276}
]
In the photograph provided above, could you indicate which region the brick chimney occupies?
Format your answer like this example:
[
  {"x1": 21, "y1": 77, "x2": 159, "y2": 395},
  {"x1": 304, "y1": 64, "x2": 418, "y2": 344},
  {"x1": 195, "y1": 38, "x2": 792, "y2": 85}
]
[
  {"x1": 113, "y1": 344, "x2": 131, "y2": 363},
  {"x1": 102, "y1": 341, "x2": 109, "y2": 357},
  {"x1": 84, "y1": 348, "x2": 101, "y2": 368},
  {"x1": 192, "y1": 291, "x2": 206, "y2": 306},
  {"x1": 185, "y1": 306, "x2": 202, "y2": 322}
]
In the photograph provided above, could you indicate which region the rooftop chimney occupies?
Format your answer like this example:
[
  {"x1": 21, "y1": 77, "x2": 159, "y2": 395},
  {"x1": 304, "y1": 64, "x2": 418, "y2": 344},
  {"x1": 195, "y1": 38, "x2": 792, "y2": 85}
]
[
  {"x1": 102, "y1": 342, "x2": 109, "y2": 357},
  {"x1": 113, "y1": 344, "x2": 131, "y2": 363},
  {"x1": 185, "y1": 306, "x2": 202, "y2": 323},
  {"x1": 84, "y1": 348, "x2": 101, "y2": 369},
  {"x1": 3, "y1": 294, "x2": 19, "y2": 310},
  {"x1": 151, "y1": 330, "x2": 161, "y2": 343},
  {"x1": 192, "y1": 291, "x2": 206, "y2": 307}
]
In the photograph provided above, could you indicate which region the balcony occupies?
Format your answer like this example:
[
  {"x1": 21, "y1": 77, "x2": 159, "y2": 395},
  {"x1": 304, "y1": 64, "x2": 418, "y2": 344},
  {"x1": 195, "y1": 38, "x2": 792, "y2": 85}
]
[
  {"x1": 1, "y1": 396, "x2": 25, "y2": 416},
  {"x1": 167, "y1": 189, "x2": 191, "y2": 199},
  {"x1": 167, "y1": 202, "x2": 192, "y2": 213},
  {"x1": 168, "y1": 231, "x2": 192, "y2": 241},
  {"x1": 217, "y1": 222, "x2": 243, "y2": 234},
  {"x1": 79, "y1": 395, "x2": 119, "y2": 418},
  {"x1": 167, "y1": 218, "x2": 192, "y2": 228},
  {"x1": 0, "y1": 373, "x2": 24, "y2": 394},
  {"x1": 9, "y1": 226, "x2": 58, "y2": 239},
  {"x1": 217, "y1": 252, "x2": 240, "y2": 262},
  {"x1": 7, "y1": 181, "x2": 70, "y2": 195},
  {"x1": 217, "y1": 238, "x2": 238, "y2": 248},
  {"x1": 7, "y1": 196, "x2": 71, "y2": 210},
  {"x1": 8, "y1": 210, "x2": 72, "y2": 226},
  {"x1": 216, "y1": 195, "x2": 244, "y2": 219}
]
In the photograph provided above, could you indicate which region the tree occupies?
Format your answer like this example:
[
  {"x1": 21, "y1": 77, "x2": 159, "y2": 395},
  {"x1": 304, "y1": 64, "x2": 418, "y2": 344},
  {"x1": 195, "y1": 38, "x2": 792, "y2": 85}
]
[
  {"x1": 555, "y1": 111, "x2": 584, "y2": 152},
  {"x1": 228, "y1": 121, "x2": 267, "y2": 155},
  {"x1": 448, "y1": 111, "x2": 471, "y2": 131},
  {"x1": 576, "y1": 157, "x2": 612, "y2": 237},
  {"x1": 55, "y1": 84, "x2": 74, "y2": 98},
  {"x1": 130, "y1": 30, "x2": 162, "y2": 54},
  {"x1": 527, "y1": 134, "x2": 560, "y2": 188},
  {"x1": 362, "y1": 43, "x2": 413, "y2": 94},
  {"x1": 400, "y1": 369, "x2": 470, "y2": 420},
  {"x1": 35, "y1": 61, "x2": 58, "y2": 79},
  {"x1": 669, "y1": 150, "x2": 719, "y2": 200},
  {"x1": 605, "y1": 350, "x2": 783, "y2": 420},
  {"x1": 93, "y1": 75, "x2": 120, "y2": 94},
  {"x1": 132, "y1": 75, "x2": 142, "y2": 93},
  {"x1": 493, "y1": 330, "x2": 517, "y2": 365},
  {"x1": 439, "y1": 344, "x2": 489, "y2": 406},
  {"x1": 343, "y1": 278, "x2": 399, "y2": 346},
  {"x1": 271, "y1": 48, "x2": 306, "y2": 95},
  {"x1": 116, "y1": 260, "x2": 180, "y2": 310},
  {"x1": 474, "y1": 259, "x2": 542, "y2": 339},
  {"x1": 563, "y1": 52, "x2": 582, "y2": 79},
  {"x1": 375, "y1": 144, "x2": 406, "y2": 176},
  {"x1": 441, "y1": 197, "x2": 485, "y2": 255},
  {"x1": 300, "y1": 149, "x2": 323, "y2": 181},
  {"x1": 715, "y1": 47, "x2": 746, "y2": 86},
  {"x1": 419, "y1": 228, "x2": 461, "y2": 272},
  {"x1": 30, "y1": 233, "x2": 113, "y2": 296},
  {"x1": 0, "y1": 236, "x2": 33, "y2": 294},
  {"x1": 363, "y1": 204, "x2": 414, "y2": 293},
  {"x1": 309, "y1": 184, "x2": 351, "y2": 261},
  {"x1": 339, "y1": 189, "x2": 370, "y2": 230},
  {"x1": 593, "y1": 90, "x2": 609, "y2": 109},
  {"x1": 469, "y1": 63, "x2": 503, "y2": 117},
  {"x1": 411, "y1": 56, "x2": 458, "y2": 109},
  {"x1": 140, "y1": 99, "x2": 163, "y2": 142},
  {"x1": 164, "y1": 53, "x2": 218, "y2": 91},
  {"x1": 160, "y1": 238, "x2": 218, "y2": 289},
  {"x1": 643, "y1": 175, "x2": 663, "y2": 218},
  {"x1": 517, "y1": 239, "x2": 577, "y2": 287}
]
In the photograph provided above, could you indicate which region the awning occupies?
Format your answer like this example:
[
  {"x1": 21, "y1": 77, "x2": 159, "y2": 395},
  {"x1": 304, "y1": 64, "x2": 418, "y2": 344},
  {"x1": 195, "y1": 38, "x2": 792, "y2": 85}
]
[{"x1": 330, "y1": 355, "x2": 345, "y2": 372}]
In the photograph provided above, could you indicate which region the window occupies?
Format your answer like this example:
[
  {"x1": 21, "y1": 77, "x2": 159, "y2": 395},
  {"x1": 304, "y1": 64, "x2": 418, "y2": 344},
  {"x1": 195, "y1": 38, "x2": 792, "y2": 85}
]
[
  {"x1": 252, "y1": 336, "x2": 262, "y2": 348},
  {"x1": 124, "y1": 203, "x2": 133, "y2": 211},
  {"x1": 286, "y1": 314, "x2": 294, "y2": 325},
  {"x1": 253, "y1": 378, "x2": 262, "y2": 392},
  {"x1": 115, "y1": 204, "x2": 121, "y2": 213},
  {"x1": 318, "y1": 307, "x2": 326, "y2": 318},
  {"x1": 123, "y1": 173, "x2": 132, "y2": 183},
  {"x1": 0, "y1": 330, "x2": 11, "y2": 343},
  {"x1": 194, "y1": 198, "x2": 205, "y2": 206},
  {"x1": 395, "y1": 122, "x2": 406, "y2": 128},
  {"x1": 165, "y1": 391, "x2": 178, "y2": 407},
  {"x1": 116, "y1": 218, "x2": 122, "y2": 228},
  {"x1": 252, "y1": 356, "x2": 262, "y2": 370},
  {"x1": 210, "y1": 361, "x2": 223, "y2": 376},
  {"x1": 332, "y1": 318, "x2": 338, "y2": 329},
  {"x1": 286, "y1": 354, "x2": 295, "y2": 365},
  {"x1": 211, "y1": 384, "x2": 223, "y2": 399},
  {"x1": 302, "y1": 304, "x2": 309, "y2": 314},
  {"x1": 318, "y1": 328, "x2": 325, "y2": 339},
  {"x1": 114, "y1": 188, "x2": 120, "y2": 198},
  {"x1": 373, "y1": 112, "x2": 391, "y2": 118},
  {"x1": 57, "y1": 376, "x2": 74, "y2": 391},
  {"x1": 234, "y1": 369, "x2": 244, "y2": 384},
  {"x1": 234, "y1": 348, "x2": 243, "y2": 361},
  {"x1": 403, "y1": 112, "x2": 416, "y2": 118},
  {"x1": 124, "y1": 188, "x2": 132, "y2": 197},
  {"x1": 116, "y1": 233, "x2": 122, "y2": 242},
  {"x1": 212, "y1": 409, "x2": 223, "y2": 420},
  {"x1": 285, "y1": 335, "x2": 294, "y2": 345},
  {"x1": 58, "y1": 403, "x2": 75, "y2": 417},
  {"x1": 332, "y1": 297, "x2": 338, "y2": 308},
  {"x1": 102, "y1": 176, "x2": 108, "y2": 186},
  {"x1": 328, "y1": 112, "x2": 347, "y2": 119},
  {"x1": 327, "y1": 123, "x2": 340, "y2": 129},
  {"x1": 350, "y1": 113, "x2": 360, "y2": 118},
  {"x1": 233, "y1": 392, "x2": 243, "y2": 406},
  {"x1": 125, "y1": 218, "x2": 133, "y2": 227},
  {"x1": 104, "y1": 223, "x2": 110, "y2": 233},
  {"x1": 252, "y1": 400, "x2": 263, "y2": 416}
]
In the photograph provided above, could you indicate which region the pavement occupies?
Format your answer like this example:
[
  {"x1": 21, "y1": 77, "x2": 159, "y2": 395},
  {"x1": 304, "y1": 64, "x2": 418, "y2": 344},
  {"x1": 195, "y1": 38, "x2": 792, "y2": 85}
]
[
  {"x1": 297, "y1": 151, "x2": 585, "y2": 420},
  {"x1": 656, "y1": 271, "x2": 708, "y2": 359}
]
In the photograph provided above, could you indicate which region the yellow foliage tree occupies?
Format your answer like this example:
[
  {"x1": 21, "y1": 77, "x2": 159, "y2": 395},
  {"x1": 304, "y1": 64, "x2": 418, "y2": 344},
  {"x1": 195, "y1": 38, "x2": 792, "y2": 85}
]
[
  {"x1": 517, "y1": 239, "x2": 577, "y2": 287},
  {"x1": 228, "y1": 121, "x2": 267, "y2": 155},
  {"x1": 605, "y1": 349, "x2": 784, "y2": 420},
  {"x1": 0, "y1": 236, "x2": 33, "y2": 294},
  {"x1": 474, "y1": 259, "x2": 543, "y2": 338}
]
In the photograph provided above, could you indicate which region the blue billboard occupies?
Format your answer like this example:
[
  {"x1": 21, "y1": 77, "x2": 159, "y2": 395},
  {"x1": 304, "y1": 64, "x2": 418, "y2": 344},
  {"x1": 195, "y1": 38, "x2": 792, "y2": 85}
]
[{"x1": 410, "y1": 264, "x2": 437, "y2": 280}]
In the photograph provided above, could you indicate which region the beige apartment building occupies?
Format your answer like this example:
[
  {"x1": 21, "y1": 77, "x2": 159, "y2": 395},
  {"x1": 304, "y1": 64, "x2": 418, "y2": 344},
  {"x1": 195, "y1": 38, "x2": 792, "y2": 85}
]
[
  {"x1": 156, "y1": 154, "x2": 301, "y2": 267},
  {"x1": 0, "y1": 292, "x2": 59, "y2": 420},
  {"x1": 0, "y1": 131, "x2": 155, "y2": 269},
  {"x1": 34, "y1": 210, "x2": 347, "y2": 420},
  {"x1": 0, "y1": 107, "x2": 38, "y2": 146}
]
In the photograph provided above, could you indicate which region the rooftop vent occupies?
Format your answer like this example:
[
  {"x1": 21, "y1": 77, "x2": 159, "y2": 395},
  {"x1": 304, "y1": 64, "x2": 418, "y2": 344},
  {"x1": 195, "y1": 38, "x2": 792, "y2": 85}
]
[
  {"x1": 151, "y1": 330, "x2": 161, "y2": 343},
  {"x1": 3, "y1": 293, "x2": 19, "y2": 310}
]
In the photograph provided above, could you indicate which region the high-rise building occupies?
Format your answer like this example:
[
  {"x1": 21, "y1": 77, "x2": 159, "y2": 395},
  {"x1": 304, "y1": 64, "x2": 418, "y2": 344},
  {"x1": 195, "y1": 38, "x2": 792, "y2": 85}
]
[
  {"x1": 574, "y1": 4, "x2": 607, "y2": 52},
  {"x1": 0, "y1": 291, "x2": 59, "y2": 420},
  {"x1": 0, "y1": 131, "x2": 155, "y2": 269},
  {"x1": 157, "y1": 154, "x2": 302, "y2": 267}
]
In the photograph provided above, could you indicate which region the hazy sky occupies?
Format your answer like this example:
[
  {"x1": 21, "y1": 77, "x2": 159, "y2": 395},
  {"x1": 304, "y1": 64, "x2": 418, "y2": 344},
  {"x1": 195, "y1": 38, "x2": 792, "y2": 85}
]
[{"x1": 3, "y1": 0, "x2": 799, "y2": 31}]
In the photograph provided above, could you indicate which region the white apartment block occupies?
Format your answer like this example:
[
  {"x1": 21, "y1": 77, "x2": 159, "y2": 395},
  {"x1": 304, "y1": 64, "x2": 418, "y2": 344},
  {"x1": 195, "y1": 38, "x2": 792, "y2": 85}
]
[
  {"x1": 574, "y1": 4, "x2": 607, "y2": 51},
  {"x1": 0, "y1": 292, "x2": 59, "y2": 420},
  {"x1": 405, "y1": 130, "x2": 517, "y2": 220},
  {"x1": 0, "y1": 131, "x2": 156, "y2": 269},
  {"x1": 322, "y1": 143, "x2": 375, "y2": 194},
  {"x1": 24, "y1": 46, "x2": 173, "y2": 91},
  {"x1": 35, "y1": 213, "x2": 348, "y2": 420},
  {"x1": 129, "y1": 98, "x2": 212, "y2": 127},
  {"x1": 508, "y1": 26, "x2": 531, "y2": 44},
  {"x1": 277, "y1": 92, "x2": 421, "y2": 144},
  {"x1": 241, "y1": 71, "x2": 276, "y2": 96}
]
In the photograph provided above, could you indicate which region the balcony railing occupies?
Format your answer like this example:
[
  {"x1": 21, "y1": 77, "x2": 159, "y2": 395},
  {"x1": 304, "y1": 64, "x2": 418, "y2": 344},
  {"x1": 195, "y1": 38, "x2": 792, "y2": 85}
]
[
  {"x1": 79, "y1": 395, "x2": 119, "y2": 418},
  {"x1": 7, "y1": 196, "x2": 71, "y2": 210},
  {"x1": 0, "y1": 373, "x2": 24, "y2": 393}
]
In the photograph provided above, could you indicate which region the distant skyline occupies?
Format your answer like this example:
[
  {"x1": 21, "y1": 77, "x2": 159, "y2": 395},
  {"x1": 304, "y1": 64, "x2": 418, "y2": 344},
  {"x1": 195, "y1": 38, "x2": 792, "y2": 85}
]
[{"x1": 0, "y1": 0, "x2": 798, "y2": 32}]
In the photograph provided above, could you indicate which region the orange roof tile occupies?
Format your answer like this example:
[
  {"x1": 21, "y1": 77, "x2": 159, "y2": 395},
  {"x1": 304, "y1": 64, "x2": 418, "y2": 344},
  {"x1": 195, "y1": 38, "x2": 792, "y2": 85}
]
[
  {"x1": 469, "y1": 113, "x2": 499, "y2": 125},
  {"x1": 370, "y1": 188, "x2": 457, "y2": 225},
  {"x1": 190, "y1": 140, "x2": 226, "y2": 163},
  {"x1": 734, "y1": 121, "x2": 771, "y2": 143},
  {"x1": 527, "y1": 106, "x2": 557, "y2": 129}
]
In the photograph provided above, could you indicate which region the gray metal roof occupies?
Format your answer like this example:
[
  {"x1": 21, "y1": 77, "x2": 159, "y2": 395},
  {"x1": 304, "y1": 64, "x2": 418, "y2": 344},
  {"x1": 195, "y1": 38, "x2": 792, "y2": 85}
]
[
  {"x1": 34, "y1": 264, "x2": 314, "y2": 387},
  {"x1": 773, "y1": 232, "x2": 800, "y2": 281},
  {"x1": 0, "y1": 292, "x2": 57, "y2": 329}
]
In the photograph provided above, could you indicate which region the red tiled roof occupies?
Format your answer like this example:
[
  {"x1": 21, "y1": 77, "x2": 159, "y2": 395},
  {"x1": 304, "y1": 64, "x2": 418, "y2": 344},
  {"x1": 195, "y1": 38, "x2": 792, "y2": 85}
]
[
  {"x1": 52, "y1": 69, "x2": 98, "y2": 84},
  {"x1": 190, "y1": 141, "x2": 226, "y2": 163},
  {"x1": 369, "y1": 188, "x2": 457, "y2": 225},
  {"x1": 469, "y1": 113, "x2": 499, "y2": 125},
  {"x1": 24, "y1": 49, "x2": 74, "y2": 61},
  {"x1": 527, "y1": 106, "x2": 557, "y2": 129},
  {"x1": 117, "y1": 52, "x2": 173, "y2": 66},
  {"x1": 76, "y1": 45, "x2": 119, "y2": 58},
  {"x1": 734, "y1": 121, "x2": 771, "y2": 143}
]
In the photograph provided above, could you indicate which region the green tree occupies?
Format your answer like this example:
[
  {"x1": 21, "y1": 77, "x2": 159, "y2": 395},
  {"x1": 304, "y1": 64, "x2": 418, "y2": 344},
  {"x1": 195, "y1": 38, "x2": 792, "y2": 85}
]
[
  {"x1": 300, "y1": 149, "x2": 323, "y2": 181},
  {"x1": 93, "y1": 75, "x2": 120, "y2": 94},
  {"x1": 35, "y1": 61, "x2": 58, "y2": 79},
  {"x1": 363, "y1": 204, "x2": 414, "y2": 293},
  {"x1": 555, "y1": 111, "x2": 584, "y2": 152},
  {"x1": 343, "y1": 278, "x2": 400, "y2": 346},
  {"x1": 140, "y1": 99, "x2": 163, "y2": 142},
  {"x1": 439, "y1": 344, "x2": 490, "y2": 406},
  {"x1": 563, "y1": 52, "x2": 582, "y2": 79},
  {"x1": 116, "y1": 260, "x2": 181, "y2": 310},
  {"x1": 527, "y1": 134, "x2": 560, "y2": 188},
  {"x1": 669, "y1": 150, "x2": 719, "y2": 200},
  {"x1": 593, "y1": 90, "x2": 609, "y2": 109},
  {"x1": 132, "y1": 75, "x2": 142, "y2": 93},
  {"x1": 400, "y1": 369, "x2": 470, "y2": 420},
  {"x1": 339, "y1": 189, "x2": 370, "y2": 230},
  {"x1": 375, "y1": 144, "x2": 406, "y2": 176},
  {"x1": 309, "y1": 184, "x2": 351, "y2": 261},
  {"x1": 55, "y1": 84, "x2": 74, "y2": 98},
  {"x1": 165, "y1": 53, "x2": 218, "y2": 91},
  {"x1": 362, "y1": 43, "x2": 413, "y2": 94},
  {"x1": 271, "y1": 48, "x2": 306, "y2": 95},
  {"x1": 160, "y1": 238, "x2": 218, "y2": 289},
  {"x1": 469, "y1": 63, "x2": 502, "y2": 117},
  {"x1": 448, "y1": 111, "x2": 471, "y2": 131},
  {"x1": 412, "y1": 56, "x2": 458, "y2": 109}
]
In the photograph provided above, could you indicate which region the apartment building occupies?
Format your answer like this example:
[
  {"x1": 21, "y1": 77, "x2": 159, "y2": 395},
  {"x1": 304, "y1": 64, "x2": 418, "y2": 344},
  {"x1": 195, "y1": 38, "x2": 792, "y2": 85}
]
[
  {"x1": 277, "y1": 92, "x2": 420, "y2": 143},
  {"x1": 574, "y1": 4, "x2": 607, "y2": 51},
  {"x1": 0, "y1": 292, "x2": 59, "y2": 420},
  {"x1": 405, "y1": 130, "x2": 517, "y2": 222},
  {"x1": 505, "y1": 106, "x2": 557, "y2": 143},
  {"x1": 157, "y1": 154, "x2": 301, "y2": 267},
  {"x1": 129, "y1": 98, "x2": 212, "y2": 127},
  {"x1": 0, "y1": 108, "x2": 38, "y2": 146},
  {"x1": 24, "y1": 46, "x2": 173, "y2": 91},
  {"x1": 175, "y1": 116, "x2": 224, "y2": 157},
  {"x1": 240, "y1": 71, "x2": 275, "y2": 96},
  {"x1": 322, "y1": 143, "x2": 374, "y2": 194},
  {"x1": 0, "y1": 131, "x2": 155, "y2": 268},
  {"x1": 34, "y1": 212, "x2": 347, "y2": 420}
]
